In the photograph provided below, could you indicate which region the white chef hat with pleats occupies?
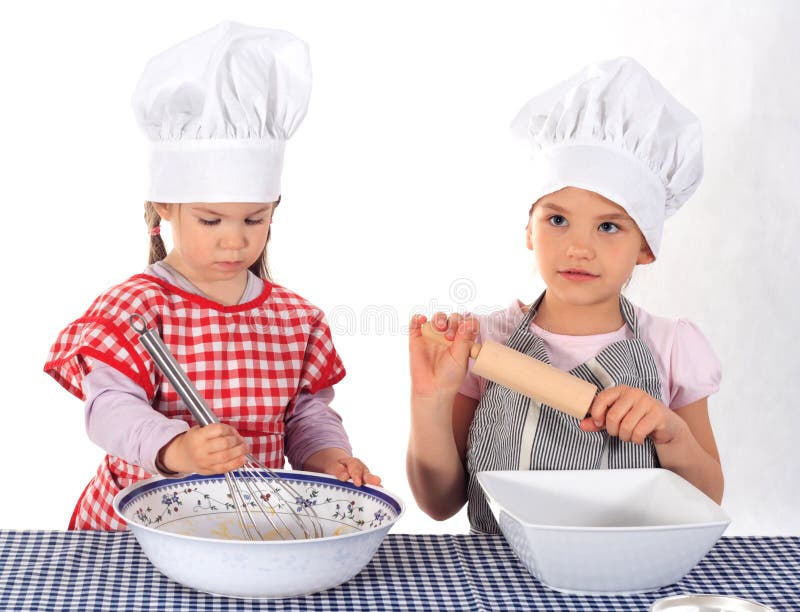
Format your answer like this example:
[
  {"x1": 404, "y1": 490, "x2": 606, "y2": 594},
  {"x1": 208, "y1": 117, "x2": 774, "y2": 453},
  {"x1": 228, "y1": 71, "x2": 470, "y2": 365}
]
[
  {"x1": 132, "y1": 21, "x2": 311, "y2": 203},
  {"x1": 511, "y1": 57, "x2": 703, "y2": 257}
]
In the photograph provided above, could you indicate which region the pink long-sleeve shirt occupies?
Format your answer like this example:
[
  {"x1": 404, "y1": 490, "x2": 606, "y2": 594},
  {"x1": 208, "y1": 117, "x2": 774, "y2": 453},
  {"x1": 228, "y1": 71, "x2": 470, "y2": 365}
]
[{"x1": 83, "y1": 262, "x2": 352, "y2": 475}]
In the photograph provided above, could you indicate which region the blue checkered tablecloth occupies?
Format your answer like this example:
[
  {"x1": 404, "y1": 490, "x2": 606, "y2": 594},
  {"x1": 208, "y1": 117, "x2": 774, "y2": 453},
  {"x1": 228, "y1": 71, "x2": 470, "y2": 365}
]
[{"x1": 0, "y1": 531, "x2": 797, "y2": 611}]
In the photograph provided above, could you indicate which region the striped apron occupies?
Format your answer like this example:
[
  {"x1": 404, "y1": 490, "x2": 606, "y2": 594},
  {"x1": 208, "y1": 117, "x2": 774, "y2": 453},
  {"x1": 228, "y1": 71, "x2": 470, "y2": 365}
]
[{"x1": 466, "y1": 293, "x2": 661, "y2": 533}]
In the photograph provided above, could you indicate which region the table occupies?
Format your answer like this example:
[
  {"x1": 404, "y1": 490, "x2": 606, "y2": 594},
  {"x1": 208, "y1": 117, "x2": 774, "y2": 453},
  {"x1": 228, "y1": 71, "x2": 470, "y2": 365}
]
[{"x1": 1, "y1": 531, "x2": 798, "y2": 611}]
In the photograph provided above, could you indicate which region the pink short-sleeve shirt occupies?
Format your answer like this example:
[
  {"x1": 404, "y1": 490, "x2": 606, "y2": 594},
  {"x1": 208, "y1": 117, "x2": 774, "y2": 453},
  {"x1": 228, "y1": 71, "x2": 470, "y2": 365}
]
[{"x1": 458, "y1": 300, "x2": 721, "y2": 410}]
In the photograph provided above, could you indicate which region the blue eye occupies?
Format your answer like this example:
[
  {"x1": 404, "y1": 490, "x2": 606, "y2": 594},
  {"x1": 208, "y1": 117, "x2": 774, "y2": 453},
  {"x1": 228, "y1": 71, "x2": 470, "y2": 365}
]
[
  {"x1": 599, "y1": 222, "x2": 619, "y2": 233},
  {"x1": 199, "y1": 218, "x2": 220, "y2": 226},
  {"x1": 548, "y1": 215, "x2": 568, "y2": 227}
]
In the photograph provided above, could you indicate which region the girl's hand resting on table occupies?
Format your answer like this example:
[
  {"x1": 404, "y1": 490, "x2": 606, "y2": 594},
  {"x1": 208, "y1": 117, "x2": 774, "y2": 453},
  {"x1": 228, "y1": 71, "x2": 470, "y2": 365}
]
[
  {"x1": 579, "y1": 384, "x2": 688, "y2": 446},
  {"x1": 409, "y1": 313, "x2": 479, "y2": 398},
  {"x1": 158, "y1": 423, "x2": 249, "y2": 475}
]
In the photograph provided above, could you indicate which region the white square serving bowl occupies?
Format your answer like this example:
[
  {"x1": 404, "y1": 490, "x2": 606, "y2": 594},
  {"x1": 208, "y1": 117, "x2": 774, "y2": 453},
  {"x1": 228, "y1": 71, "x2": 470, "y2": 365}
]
[{"x1": 477, "y1": 468, "x2": 730, "y2": 595}]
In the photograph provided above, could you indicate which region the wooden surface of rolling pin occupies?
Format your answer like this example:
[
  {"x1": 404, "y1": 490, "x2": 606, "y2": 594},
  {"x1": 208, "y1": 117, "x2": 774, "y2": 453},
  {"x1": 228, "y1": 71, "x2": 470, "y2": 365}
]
[{"x1": 420, "y1": 322, "x2": 597, "y2": 419}]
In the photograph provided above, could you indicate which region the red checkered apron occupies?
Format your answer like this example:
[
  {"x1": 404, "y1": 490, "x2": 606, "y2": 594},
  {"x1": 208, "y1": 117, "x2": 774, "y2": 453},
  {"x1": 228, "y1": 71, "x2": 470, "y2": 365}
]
[{"x1": 44, "y1": 274, "x2": 345, "y2": 531}]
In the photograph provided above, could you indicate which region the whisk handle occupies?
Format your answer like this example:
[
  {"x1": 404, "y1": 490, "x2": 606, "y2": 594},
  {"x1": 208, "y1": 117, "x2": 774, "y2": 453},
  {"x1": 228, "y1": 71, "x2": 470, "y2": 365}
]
[{"x1": 129, "y1": 314, "x2": 219, "y2": 427}]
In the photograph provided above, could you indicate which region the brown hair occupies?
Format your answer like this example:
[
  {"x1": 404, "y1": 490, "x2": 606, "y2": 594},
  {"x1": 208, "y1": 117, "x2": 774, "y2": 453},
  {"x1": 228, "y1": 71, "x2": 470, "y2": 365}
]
[
  {"x1": 144, "y1": 199, "x2": 279, "y2": 282},
  {"x1": 248, "y1": 200, "x2": 276, "y2": 281},
  {"x1": 145, "y1": 201, "x2": 168, "y2": 264}
]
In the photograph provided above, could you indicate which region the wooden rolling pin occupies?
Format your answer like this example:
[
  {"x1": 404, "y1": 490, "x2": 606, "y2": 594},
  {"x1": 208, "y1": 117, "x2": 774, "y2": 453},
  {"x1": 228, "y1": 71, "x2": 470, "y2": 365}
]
[{"x1": 421, "y1": 322, "x2": 597, "y2": 419}]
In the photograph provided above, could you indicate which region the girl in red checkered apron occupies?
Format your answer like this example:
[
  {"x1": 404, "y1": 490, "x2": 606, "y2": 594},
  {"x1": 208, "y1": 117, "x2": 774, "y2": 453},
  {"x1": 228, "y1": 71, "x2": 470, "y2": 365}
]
[{"x1": 44, "y1": 22, "x2": 380, "y2": 531}]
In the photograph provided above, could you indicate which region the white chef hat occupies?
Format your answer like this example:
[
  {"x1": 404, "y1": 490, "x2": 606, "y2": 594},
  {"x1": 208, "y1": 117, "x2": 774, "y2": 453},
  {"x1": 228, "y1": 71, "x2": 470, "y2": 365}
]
[
  {"x1": 131, "y1": 21, "x2": 311, "y2": 203},
  {"x1": 511, "y1": 57, "x2": 703, "y2": 257}
]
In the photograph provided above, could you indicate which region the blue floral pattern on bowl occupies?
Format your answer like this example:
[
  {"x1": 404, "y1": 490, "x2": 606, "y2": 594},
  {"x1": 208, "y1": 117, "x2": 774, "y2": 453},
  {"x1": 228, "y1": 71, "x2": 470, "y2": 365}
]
[{"x1": 118, "y1": 469, "x2": 402, "y2": 541}]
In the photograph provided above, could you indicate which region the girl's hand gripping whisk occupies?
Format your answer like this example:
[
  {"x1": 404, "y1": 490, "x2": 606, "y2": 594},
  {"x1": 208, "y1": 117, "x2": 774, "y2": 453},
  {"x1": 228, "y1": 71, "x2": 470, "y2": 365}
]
[{"x1": 157, "y1": 423, "x2": 250, "y2": 476}]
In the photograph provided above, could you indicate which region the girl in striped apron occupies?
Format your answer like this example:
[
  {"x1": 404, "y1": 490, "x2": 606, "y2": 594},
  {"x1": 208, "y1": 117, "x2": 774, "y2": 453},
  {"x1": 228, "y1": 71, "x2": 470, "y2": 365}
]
[
  {"x1": 407, "y1": 57, "x2": 724, "y2": 533},
  {"x1": 44, "y1": 23, "x2": 378, "y2": 531}
]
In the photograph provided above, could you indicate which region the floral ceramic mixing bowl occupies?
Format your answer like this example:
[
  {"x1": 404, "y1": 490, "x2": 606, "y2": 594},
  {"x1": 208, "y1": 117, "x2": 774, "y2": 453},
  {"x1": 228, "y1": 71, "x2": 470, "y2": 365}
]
[{"x1": 114, "y1": 469, "x2": 404, "y2": 598}]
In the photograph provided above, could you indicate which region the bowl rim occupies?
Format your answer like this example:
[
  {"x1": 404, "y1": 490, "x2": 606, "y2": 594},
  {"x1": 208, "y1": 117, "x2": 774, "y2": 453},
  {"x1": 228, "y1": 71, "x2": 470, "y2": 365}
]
[
  {"x1": 113, "y1": 468, "x2": 406, "y2": 545},
  {"x1": 650, "y1": 594, "x2": 776, "y2": 611},
  {"x1": 477, "y1": 468, "x2": 731, "y2": 533}
]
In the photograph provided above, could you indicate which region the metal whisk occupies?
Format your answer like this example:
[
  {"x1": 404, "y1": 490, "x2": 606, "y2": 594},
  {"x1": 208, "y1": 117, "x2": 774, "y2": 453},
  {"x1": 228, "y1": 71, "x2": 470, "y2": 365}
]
[{"x1": 130, "y1": 314, "x2": 323, "y2": 541}]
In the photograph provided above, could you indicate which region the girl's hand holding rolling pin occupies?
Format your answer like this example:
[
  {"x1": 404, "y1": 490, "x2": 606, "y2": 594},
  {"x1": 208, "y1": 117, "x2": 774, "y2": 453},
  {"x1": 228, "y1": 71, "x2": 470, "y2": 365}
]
[
  {"x1": 158, "y1": 423, "x2": 250, "y2": 475},
  {"x1": 409, "y1": 312, "x2": 479, "y2": 398},
  {"x1": 579, "y1": 385, "x2": 688, "y2": 446}
]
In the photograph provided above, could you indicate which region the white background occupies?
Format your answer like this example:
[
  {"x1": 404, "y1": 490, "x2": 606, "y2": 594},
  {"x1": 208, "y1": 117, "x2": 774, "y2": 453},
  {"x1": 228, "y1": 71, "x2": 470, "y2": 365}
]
[{"x1": 1, "y1": 0, "x2": 797, "y2": 535}]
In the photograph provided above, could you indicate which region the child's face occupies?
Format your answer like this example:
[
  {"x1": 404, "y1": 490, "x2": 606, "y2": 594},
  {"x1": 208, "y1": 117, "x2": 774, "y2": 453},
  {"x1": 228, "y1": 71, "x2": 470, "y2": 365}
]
[
  {"x1": 154, "y1": 201, "x2": 275, "y2": 283},
  {"x1": 526, "y1": 187, "x2": 654, "y2": 307}
]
